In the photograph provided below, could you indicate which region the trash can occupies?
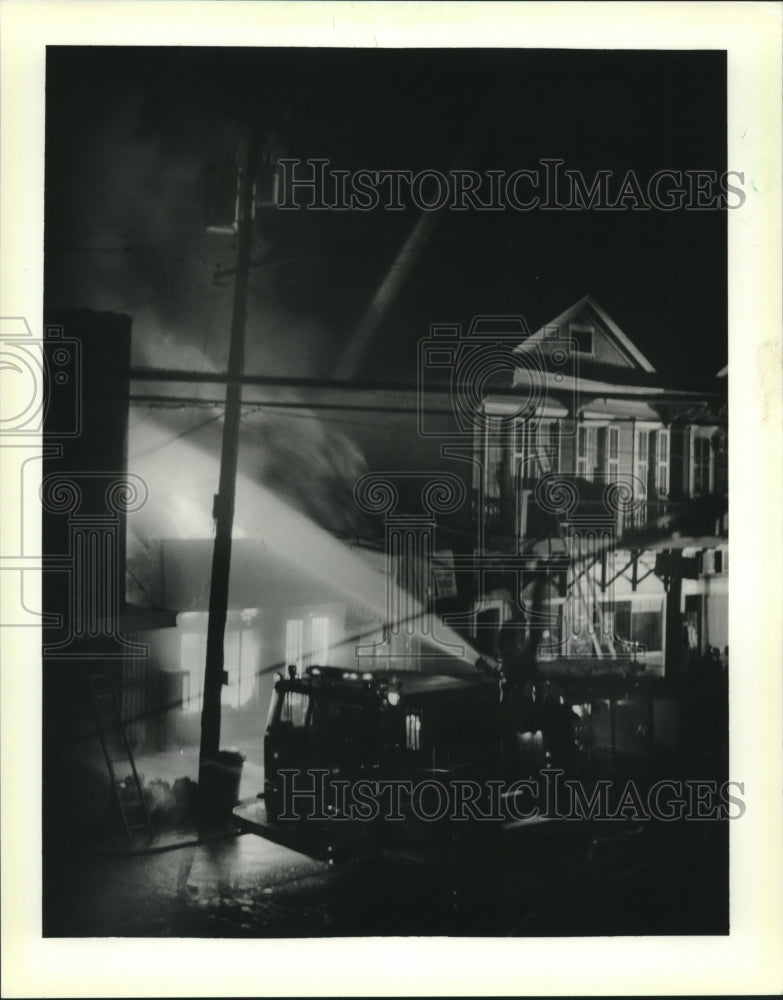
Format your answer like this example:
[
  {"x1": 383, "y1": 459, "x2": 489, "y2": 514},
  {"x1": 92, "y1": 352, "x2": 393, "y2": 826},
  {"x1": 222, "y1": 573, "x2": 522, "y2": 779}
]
[{"x1": 199, "y1": 749, "x2": 245, "y2": 816}]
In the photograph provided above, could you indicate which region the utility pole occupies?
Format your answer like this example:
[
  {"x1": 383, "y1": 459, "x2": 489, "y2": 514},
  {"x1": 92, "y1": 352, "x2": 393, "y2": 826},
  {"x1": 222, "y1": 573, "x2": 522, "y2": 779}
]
[{"x1": 198, "y1": 128, "x2": 258, "y2": 788}]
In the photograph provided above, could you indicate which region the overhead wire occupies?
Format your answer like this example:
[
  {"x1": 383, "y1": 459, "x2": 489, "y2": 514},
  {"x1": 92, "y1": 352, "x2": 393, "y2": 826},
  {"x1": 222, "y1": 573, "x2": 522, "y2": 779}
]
[{"x1": 129, "y1": 410, "x2": 224, "y2": 464}]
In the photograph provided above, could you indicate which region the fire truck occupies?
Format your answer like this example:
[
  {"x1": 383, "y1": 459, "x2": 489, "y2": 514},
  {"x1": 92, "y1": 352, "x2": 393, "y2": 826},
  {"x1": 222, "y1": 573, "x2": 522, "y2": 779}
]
[
  {"x1": 262, "y1": 664, "x2": 508, "y2": 831},
  {"x1": 248, "y1": 500, "x2": 727, "y2": 849}
]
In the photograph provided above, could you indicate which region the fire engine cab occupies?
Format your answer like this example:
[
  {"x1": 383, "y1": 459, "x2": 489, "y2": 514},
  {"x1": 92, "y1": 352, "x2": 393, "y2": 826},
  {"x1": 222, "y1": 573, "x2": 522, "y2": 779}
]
[{"x1": 263, "y1": 664, "x2": 506, "y2": 826}]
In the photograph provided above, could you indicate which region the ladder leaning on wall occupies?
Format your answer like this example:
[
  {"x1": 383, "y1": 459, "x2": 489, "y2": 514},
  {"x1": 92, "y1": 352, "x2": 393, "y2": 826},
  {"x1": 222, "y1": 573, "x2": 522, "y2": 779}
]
[{"x1": 88, "y1": 672, "x2": 154, "y2": 842}]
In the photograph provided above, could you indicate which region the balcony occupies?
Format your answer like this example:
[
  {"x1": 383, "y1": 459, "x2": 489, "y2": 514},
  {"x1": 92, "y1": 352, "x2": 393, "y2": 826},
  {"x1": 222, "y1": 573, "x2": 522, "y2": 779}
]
[{"x1": 479, "y1": 488, "x2": 670, "y2": 546}]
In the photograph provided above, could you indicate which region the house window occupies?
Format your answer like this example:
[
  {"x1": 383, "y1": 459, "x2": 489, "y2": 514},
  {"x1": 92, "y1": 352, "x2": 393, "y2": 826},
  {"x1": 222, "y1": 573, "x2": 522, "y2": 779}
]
[
  {"x1": 179, "y1": 614, "x2": 259, "y2": 713},
  {"x1": 714, "y1": 430, "x2": 728, "y2": 495},
  {"x1": 693, "y1": 436, "x2": 712, "y2": 495},
  {"x1": 222, "y1": 629, "x2": 260, "y2": 709},
  {"x1": 569, "y1": 325, "x2": 594, "y2": 355},
  {"x1": 606, "y1": 426, "x2": 620, "y2": 479},
  {"x1": 577, "y1": 425, "x2": 602, "y2": 480},
  {"x1": 180, "y1": 630, "x2": 205, "y2": 713},
  {"x1": 484, "y1": 415, "x2": 512, "y2": 507},
  {"x1": 634, "y1": 427, "x2": 668, "y2": 499},
  {"x1": 656, "y1": 429, "x2": 670, "y2": 495},
  {"x1": 285, "y1": 618, "x2": 304, "y2": 670},
  {"x1": 311, "y1": 616, "x2": 330, "y2": 667},
  {"x1": 635, "y1": 429, "x2": 652, "y2": 498},
  {"x1": 637, "y1": 427, "x2": 649, "y2": 463},
  {"x1": 632, "y1": 608, "x2": 663, "y2": 652},
  {"x1": 601, "y1": 599, "x2": 663, "y2": 653},
  {"x1": 517, "y1": 421, "x2": 552, "y2": 489},
  {"x1": 576, "y1": 427, "x2": 586, "y2": 476},
  {"x1": 536, "y1": 420, "x2": 560, "y2": 475}
]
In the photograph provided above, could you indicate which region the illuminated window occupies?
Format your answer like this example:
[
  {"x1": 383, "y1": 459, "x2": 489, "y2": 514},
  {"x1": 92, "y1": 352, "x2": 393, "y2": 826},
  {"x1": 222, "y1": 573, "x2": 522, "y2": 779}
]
[
  {"x1": 406, "y1": 712, "x2": 422, "y2": 751},
  {"x1": 285, "y1": 619, "x2": 304, "y2": 670},
  {"x1": 180, "y1": 630, "x2": 205, "y2": 713},
  {"x1": 311, "y1": 616, "x2": 330, "y2": 667},
  {"x1": 222, "y1": 629, "x2": 260, "y2": 709},
  {"x1": 179, "y1": 613, "x2": 259, "y2": 712}
]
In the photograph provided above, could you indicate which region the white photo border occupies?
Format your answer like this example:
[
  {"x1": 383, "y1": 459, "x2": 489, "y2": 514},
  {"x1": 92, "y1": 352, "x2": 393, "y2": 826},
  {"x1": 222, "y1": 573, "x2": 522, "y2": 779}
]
[{"x1": 1, "y1": 2, "x2": 781, "y2": 996}]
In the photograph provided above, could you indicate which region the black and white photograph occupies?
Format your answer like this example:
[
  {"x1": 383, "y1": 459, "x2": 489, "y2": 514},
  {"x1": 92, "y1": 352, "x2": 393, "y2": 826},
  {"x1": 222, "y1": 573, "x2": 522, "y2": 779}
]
[{"x1": 1, "y1": 2, "x2": 781, "y2": 997}]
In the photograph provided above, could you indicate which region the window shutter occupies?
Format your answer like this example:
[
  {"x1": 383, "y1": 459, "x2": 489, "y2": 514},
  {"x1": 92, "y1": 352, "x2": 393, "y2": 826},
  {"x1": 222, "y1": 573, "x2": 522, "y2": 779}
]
[
  {"x1": 607, "y1": 426, "x2": 620, "y2": 478},
  {"x1": 577, "y1": 426, "x2": 588, "y2": 477},
  {"x1": 657, "y1": 428, "x2": 670, "y2": 495},
  {"x1": 635, "y1": 429, "x2": 649, "y2": 496}
]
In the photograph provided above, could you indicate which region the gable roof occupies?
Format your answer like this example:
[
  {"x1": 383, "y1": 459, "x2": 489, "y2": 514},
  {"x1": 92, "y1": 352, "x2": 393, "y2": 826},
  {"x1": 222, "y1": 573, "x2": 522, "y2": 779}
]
[{"x1": 522, "y1": 294, "x2": 657, "y2": 374}]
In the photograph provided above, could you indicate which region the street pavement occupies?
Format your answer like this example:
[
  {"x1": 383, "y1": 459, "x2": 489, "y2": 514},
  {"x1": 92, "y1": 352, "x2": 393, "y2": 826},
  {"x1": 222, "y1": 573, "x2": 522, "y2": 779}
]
[{"x1": 43, "y1": 796, "x2": 728, "y2": 937}]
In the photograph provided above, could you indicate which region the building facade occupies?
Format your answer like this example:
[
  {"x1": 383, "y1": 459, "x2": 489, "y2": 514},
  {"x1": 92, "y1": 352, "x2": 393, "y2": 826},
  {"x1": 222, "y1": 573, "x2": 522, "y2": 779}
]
[{"x1": 468, "y1": 296, "x2": 728, "y2": 678}]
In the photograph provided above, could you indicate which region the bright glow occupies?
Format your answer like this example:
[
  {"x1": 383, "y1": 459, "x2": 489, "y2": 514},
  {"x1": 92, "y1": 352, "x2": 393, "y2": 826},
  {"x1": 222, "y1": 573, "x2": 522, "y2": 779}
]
[
  {"x1": 311, "y1": 615, "x2": 330, "y2": 667},
  {"x1": 387, "y1": 690, "x2": 400, "y2": 706},
  {"x1": 128, "y1": 416, "x2": 480, "y2": 672},
  {"x1": 178, "y1": 617, "x2": 258, "y2": 711},
  {"x1": 405, "y1": 712, "x2": 421, "y2": 750},
  {"x1": 285, "y1": 619, "x2": 304, "y2": 671}
]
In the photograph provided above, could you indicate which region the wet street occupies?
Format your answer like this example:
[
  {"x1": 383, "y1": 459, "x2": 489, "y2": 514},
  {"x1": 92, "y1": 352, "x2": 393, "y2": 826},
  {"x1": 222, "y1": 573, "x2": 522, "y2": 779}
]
[{"x1": 43, "y1": 802, "x2": 728, "y2": 938}]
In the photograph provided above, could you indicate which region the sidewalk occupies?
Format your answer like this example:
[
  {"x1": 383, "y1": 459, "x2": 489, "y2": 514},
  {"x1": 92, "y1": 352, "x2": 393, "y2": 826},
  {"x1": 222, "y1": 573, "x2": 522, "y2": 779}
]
[
  {"x1": 132, "y1": 743, "x2": 265, "y2": 803},
  {"x1": 82, "y1": 739, "x2": 265, "y2": 855}
]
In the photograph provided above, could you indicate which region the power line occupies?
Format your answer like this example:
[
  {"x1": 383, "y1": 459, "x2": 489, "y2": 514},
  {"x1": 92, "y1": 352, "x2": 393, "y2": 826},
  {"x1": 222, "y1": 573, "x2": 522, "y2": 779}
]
[
  {"x1": 129, "y1": 393, "x2": 446, "y2": 415},
  {"x1": 129, "y1": 411, "x2": 224, "y2": 464},
  {"x1": 127, "y1": 395, "x2": 724, "y2": 457},
  {"x1": 125, "y1": 366, "x2": 719, "y2": 403}
]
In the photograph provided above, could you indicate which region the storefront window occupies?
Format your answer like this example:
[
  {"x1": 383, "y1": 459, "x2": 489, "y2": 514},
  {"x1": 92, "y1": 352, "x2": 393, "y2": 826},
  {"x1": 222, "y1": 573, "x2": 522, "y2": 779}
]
[{"x1": 179, "y1": 613, "x2": 259, "y2": 712}]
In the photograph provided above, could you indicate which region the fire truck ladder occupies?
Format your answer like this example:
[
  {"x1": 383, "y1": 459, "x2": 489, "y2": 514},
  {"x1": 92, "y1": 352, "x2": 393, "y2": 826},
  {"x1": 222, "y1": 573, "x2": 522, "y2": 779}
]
[
  {"x1": 88, "y1": 672, "x2": 154, "y2": 842},
  {"x1": 533, "y1": 442, "x2": 610, "y2": 659}
]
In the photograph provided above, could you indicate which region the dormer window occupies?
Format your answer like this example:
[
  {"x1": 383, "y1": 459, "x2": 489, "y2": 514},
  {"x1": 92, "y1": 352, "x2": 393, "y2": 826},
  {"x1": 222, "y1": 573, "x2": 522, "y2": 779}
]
[{"x1": 569, "y1": 324, "x2": 594, "y2": 356}]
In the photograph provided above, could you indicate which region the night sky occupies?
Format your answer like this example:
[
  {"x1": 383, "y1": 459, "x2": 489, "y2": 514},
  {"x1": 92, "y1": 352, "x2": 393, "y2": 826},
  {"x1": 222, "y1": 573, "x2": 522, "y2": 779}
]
[{"x1": 45, "y1": 46, "x2": 727, "y2": 389}]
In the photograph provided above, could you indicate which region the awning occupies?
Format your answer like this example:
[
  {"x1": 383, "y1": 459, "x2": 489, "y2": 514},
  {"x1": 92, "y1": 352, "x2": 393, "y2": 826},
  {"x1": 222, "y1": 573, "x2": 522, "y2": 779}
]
[
  {"x1": 483, "y1": 392, "x2": 567, "y2": 418},
  {"x1": 579, "y1": 398, "x2": 662, "y2": 421}
]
